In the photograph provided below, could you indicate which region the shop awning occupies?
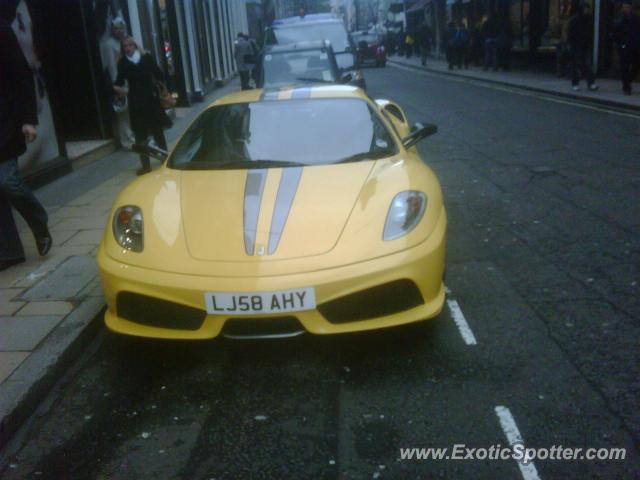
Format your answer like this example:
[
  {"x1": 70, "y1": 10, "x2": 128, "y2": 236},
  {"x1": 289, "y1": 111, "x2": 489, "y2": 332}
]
[{"x1": 407, "y1": 0, "x2": 433, "y2": 14}]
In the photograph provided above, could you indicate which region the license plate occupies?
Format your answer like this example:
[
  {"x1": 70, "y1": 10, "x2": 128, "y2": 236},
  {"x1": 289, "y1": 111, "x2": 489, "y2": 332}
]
[{"x1": 204, "y1": 288, "x2": 316, "y2": 315}]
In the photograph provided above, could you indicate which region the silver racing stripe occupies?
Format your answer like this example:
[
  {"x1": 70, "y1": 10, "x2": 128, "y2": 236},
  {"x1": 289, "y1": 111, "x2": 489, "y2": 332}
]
[
  {"x1": 268, "y1": 167, "x2": 303, "y2": 255},
  {"x1": 260, "y1": 89, "x2": 281, "y2": 101},
  {"x1": 290, "y1": 87, "x2": 312, "y2": 99},
  {"x1": 243, "y1": 169, "x2": 267, "y2": 255}
]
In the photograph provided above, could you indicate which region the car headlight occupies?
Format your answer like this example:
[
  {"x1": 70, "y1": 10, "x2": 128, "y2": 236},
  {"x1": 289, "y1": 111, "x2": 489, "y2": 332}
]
[
  {"x1": 383, "y1": 191, "x2": 427, "y2": 241},
  {"x1": 113, "y1": 206, "x2": 144, "y2": 252}
]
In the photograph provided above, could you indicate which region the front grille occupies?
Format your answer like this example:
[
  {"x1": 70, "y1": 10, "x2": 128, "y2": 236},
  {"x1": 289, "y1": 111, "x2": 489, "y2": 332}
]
[
  {"x1": 318, "y1": 279, "x2": 424, "y2": 324},
  {"x1": 117, "y1": 292, "x2": 206, "y2": 330},
  {"x1": 221, "y1": 316, "x2": 304, "y2": 337}
]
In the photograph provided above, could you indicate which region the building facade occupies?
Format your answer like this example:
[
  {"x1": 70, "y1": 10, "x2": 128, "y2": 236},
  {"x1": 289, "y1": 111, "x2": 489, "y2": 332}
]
[{"x1": 10, "y1": 0, "x2": 248, "y2": 183}]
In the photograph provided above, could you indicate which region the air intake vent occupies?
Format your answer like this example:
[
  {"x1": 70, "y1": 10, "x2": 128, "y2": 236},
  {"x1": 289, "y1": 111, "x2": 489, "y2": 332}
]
[
  {"x1": 318, "y1": 279, "x2": 423, "y2": 324},
  {"x1": 117, "y1": 292, "x2": 206, "y2": 330}
]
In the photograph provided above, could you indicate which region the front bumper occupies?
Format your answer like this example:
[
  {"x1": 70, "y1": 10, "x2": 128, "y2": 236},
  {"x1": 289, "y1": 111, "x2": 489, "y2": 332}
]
[{"x1": 97, "y1": 211, "x2": 446, "y2": 340}]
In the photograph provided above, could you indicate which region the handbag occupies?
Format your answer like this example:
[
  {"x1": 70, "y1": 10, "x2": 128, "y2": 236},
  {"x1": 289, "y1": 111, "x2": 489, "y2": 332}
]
[
  {"x1": 154, "y1": 79, "x2": 176, "y2": 109},
  {"x1": 112, "y1": 95, "x2": 128, "y2": 113}
]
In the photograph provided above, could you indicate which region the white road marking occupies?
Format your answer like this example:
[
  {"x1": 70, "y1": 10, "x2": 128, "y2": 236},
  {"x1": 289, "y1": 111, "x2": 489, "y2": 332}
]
[
  {"x1": 495, "y1": 406, "x2": 541, "y2": 480},
  {"x1": 391, "y1": 63, "x2": 640, "y2": 120},
  {"x1": 446, "y1": 299, "x2": 477, "y2": 345}
]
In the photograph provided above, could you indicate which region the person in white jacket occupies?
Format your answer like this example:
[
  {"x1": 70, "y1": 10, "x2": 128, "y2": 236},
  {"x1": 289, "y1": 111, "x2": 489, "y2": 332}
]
[{"x1": 100, "y1": 16, "x2": 134, "y2": 149}]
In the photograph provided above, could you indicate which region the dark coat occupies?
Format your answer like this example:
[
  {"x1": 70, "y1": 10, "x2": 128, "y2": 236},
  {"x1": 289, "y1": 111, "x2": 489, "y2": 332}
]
[
  {"x1": 568, "y1": 12, "x2": 593, "y2": 51},
  {"x1": 0, "y1": 19, "x2": 37, "y2": 162},
  {"x1": 613, "y1": 13, "x2": 640, "y2": 51},
  {"x1": 114, "y1": 53, "x2": 166, "y2": 134}
]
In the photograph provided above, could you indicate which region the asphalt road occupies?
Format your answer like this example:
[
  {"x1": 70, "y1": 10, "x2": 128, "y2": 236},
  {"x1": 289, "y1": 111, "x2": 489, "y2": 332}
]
[{"x1": 1, "y1": 65, "x2": 639, "y2": 480}]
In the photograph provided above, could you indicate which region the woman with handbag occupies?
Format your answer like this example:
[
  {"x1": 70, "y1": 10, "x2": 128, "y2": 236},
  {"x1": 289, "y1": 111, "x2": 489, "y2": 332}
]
[{"x1": 113, "y1": 36, "x2": 170, "y2": 175}]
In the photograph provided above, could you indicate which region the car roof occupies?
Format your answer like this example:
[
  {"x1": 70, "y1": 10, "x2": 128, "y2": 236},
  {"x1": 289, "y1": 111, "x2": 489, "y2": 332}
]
[
  {"x1": 265, "y1": 40, "x2": 334, "y2": 53},
  {"x1": 272, "y1": 17, "x2": 344, "y2": 29},
  {"x1": 272, "y1": 13, "x2": 339, "y2": 26},
  {"x1": 210, "y1": 85, "x2": 366, "y2": 107}
]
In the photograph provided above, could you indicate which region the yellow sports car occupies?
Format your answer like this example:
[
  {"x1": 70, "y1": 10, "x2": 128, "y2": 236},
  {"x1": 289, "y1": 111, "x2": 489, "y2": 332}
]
[{"x1": 97, "y1": 85, "x2": 446, "y2": 339}]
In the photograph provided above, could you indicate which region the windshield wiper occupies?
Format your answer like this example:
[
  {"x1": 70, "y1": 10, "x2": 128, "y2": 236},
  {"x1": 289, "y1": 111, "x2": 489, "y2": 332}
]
[
  {"x1": 295, "y1": 77, "x2": 335, "y2": 84},
  {"x1": 333, "y1": 149, "x2": 395, "y2": 164}
]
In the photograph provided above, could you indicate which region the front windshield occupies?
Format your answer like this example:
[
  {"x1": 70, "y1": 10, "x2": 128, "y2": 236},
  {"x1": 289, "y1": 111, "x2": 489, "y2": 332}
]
[
  {"x1": 274, "y1": 23, "x2": 351, "y2": 52},
  {"x1": 169, "y1": 98, "x2": 397, "y2": 170},
  {"x1": 263, "y1": 50, "x2": 335, "y2": 87}
]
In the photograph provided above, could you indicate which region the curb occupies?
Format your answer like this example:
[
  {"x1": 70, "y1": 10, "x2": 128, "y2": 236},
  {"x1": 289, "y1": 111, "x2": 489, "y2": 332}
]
[
  {"x1": 0, "y1": 296, "x2": 105, "y2": 449},
  {"x1": 389, "y1": 59, "x2": 640, "y2": 116}
]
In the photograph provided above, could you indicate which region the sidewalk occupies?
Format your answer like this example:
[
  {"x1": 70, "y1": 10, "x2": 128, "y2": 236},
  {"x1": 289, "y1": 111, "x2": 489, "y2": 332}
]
[
  {"x1": 388, "y1": 55, "x2": 640, "y2": 113},
  {"x1": 0, "y1": 79, "x2": 240, "y2": 448}
]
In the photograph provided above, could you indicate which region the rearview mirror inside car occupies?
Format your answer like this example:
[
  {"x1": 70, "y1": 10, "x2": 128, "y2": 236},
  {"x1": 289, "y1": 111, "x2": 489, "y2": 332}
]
[
  {"x1": 341, "y1": 72, "x2": 354, "y2": 84},
  {"x1": 402, "y1": 122, "x2": 438, "y2": 150}
]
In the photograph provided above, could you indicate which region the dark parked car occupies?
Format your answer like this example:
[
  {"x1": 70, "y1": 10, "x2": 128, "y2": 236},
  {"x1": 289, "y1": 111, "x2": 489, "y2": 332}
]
[
  {"x1": 352, "y1": 31, "x2": 387, "y2": 67},
  {"x1": 257, "y1": 41, "x2": 344, "y2": 89},
  {"x1": 265, "y1": 13, "x2": 366, "y2": 90}
]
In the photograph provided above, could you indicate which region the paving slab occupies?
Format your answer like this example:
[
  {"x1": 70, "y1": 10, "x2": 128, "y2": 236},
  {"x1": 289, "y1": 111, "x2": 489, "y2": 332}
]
[
  {"x1": 0, "y1": 353, "x2": 29, "y2": 384},
  {"x1": 0, "y1": 316, "x2": 63, "y2": 351},
  {"x1": 21, "y1": 256, "x2": 97, "y2": 301},
  {"x1": 16, "y1": 301, "x2": 74, "y2": 316}
]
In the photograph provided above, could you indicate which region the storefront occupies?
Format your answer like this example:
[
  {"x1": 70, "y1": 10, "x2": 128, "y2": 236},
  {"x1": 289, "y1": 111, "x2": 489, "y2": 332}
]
[
  {"x1": 121, "y1": 0, "x2": 249, "y2": 111},
  {"x1": 10, "y1": 0, "x2": 121, "y2": 183},
  {"x1": 11, "y1": 0, "x2": 248, "y2": 184},
  {"x1": 446, "y1": 0, "x2": 604, "y2": 69}
]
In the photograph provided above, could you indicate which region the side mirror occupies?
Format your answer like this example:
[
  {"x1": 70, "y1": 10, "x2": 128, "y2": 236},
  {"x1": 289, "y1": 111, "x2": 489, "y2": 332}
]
[
  {"x1": 402, "y1": 122, "x2": 437, "y2": 150},
  {"x1": 132, "y1": 143, "x2": 169, "y2": 160}
]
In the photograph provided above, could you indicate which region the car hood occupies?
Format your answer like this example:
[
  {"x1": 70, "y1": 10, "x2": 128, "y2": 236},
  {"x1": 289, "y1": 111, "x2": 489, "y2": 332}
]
[{"x1": 180, "y1": 162, "x2": 376, "y2": 261}]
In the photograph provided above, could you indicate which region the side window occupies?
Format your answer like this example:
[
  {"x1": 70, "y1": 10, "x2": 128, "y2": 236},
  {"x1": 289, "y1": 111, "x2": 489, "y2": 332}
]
[{"x1": 369, "y1": 106, "x2": 397, "y2": 152}]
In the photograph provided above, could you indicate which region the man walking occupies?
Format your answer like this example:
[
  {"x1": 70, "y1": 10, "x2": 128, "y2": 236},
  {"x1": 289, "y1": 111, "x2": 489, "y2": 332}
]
[
  {"x1": 613, "y1": 0, "x2": 640, "y2": 95},
  {"x1": 0, "y1": 2, "x2": 52, "y2": 272},
  {"x1": 417, "y1": 22, "x2": 432, "y2": 67},
  {"x1": 567, "y1": 2, "x2": 599, "y2": 91},
  {"x1": 234, "y1": 32, "x2": 253, "y2": 91}
]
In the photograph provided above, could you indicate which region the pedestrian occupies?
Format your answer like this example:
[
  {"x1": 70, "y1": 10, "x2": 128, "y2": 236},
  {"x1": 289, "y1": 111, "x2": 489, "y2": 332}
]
[
  {"x1": 497, "y1": 14, "x2": 512, "y2": 71},
  {"x1": 234, "y1": 32, "x2": 253, "y2": 90},
  {"x1": 454, "y1": 21, "x2": 470, "y2": 69},
  {"x1": 0, "y1": 3, "x2": 52, "y2": 272},
  {"x1": 417, "y1": 22, "x2": 432, "y2": 66},
  {"x1": 245, "y1": 33, "x2": 260, "y2": 88},
  {"x1": 612, "y1": 0, "x2": 640, "y2": 95},
  {"x1": 482, "y1": 12, "x2": 500, "y2": 71},
  {"x1": 567, "y1": 2, "x2": 599, "y2": 91},
  {"x1": 113, "y1": 36, "x2": 169, "y2": 175},
  {"x1": 396, "y1": 28, "x2": 405, "y2": 57},
  {"x1": 444, "y1": 21, "x2": 457, "y2": 70},
  {"x1": 555, "y1": 0, "x2": 572, "y2": 78},
  {"x1": 470, "y1": 18, "x2": 485, "y2": 66},
  {"x1": 100, "y1": 16, "x2": 134, "y2": 149},
  {"x1": 404, "y1": 30, "x2": 415, "y2": 58}
]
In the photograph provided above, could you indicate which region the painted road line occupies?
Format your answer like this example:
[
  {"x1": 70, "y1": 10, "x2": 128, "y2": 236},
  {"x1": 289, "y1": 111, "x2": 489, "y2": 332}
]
[
  {"x1": 446, "y1": 299, "x2": 477, "y2": 345},
  {"x1": 495, "y1": 406, "x2": 541, "y2": 480}
]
